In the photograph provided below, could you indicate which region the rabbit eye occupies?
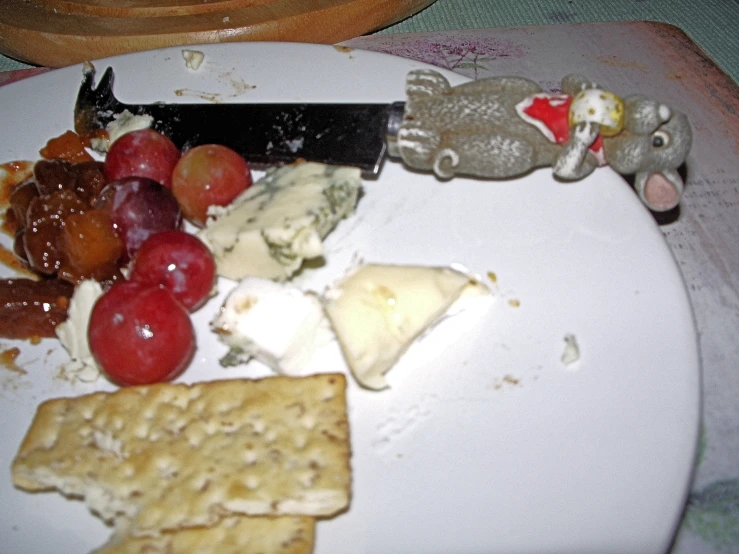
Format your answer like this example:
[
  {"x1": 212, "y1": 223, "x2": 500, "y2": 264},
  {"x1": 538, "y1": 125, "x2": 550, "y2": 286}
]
[{"x1": 652, "y1": 131, "x2": 670, "y2": 148}]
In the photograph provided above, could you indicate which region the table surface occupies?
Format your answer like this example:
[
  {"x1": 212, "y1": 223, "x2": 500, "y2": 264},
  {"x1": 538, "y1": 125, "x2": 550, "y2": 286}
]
[
  {"x1": 1, "y1": 3, "x2": 738, "y2": 554},
  {"x1": 1, "y1": 0, "x2": 738, "y2": 82}
]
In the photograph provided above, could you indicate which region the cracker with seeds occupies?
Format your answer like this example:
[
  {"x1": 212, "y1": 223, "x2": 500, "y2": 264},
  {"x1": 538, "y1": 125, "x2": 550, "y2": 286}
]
[
  {"x1": 94, "y1": 516, "x2": 314, "y2": 554},
  {"x1": 12, "y1": 374, "x2": 350, "y2": 537}
]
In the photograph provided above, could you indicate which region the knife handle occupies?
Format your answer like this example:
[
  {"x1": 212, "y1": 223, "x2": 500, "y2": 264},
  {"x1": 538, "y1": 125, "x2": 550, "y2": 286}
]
[
  {"x1": 392, "y1": 68, "x2": 692, "y2": 214},
  {"x1": 392, "y1": 69, "x2": 552, "y2": 180}
]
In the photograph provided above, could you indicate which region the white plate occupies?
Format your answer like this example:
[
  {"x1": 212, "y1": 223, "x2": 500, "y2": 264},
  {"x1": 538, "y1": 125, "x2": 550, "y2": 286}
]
[{"x1": 0, "y1": 43, "x2": 700, "y2": 554}]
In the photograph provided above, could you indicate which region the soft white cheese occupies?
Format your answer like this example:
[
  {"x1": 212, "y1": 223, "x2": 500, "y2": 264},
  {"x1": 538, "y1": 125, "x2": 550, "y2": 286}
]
[
  {"x1": 108, "y1": 110, "x2": 154, "y2": 144},
  {"x1": 323, "y1": 262, "x2": 490, "y2": 390},
  {"x1": 182, "y1": 49, "x2": 205, "y2": 70},
  {"x1": 198, "y1": 162, "x2": 361, "y2": 281},
  {"x1": 89, "y1": 110, "x2": 154, "y2": 152},
  {"x1": 55, "y1": 279, "x2": 103, "y2": 382},
  {"x1": 212, "y1": 277, "x2": 335, "y2": 375}
]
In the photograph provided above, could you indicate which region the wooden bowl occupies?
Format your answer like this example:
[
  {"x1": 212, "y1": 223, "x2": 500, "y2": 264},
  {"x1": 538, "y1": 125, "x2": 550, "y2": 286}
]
[{"x1": 0, "y1": 0, "x2": 436, "y2": 67}]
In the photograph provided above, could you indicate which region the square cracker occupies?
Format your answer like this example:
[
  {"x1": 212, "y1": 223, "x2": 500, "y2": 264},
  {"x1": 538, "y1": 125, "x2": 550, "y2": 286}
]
[
  {"x1": 94, "y1": 516, "x2": 314, "y2": 554},
  {"x1": 12, "y1": 374, "x2": 350, "y2": 537}
]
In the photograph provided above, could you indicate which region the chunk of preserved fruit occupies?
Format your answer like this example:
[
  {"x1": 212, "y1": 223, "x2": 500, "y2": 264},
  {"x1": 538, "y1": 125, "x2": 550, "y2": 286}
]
[
  {"x1": 58, "y1": 209, "x2": 125, "y2": 285},
  {"x1": 33, "y1": 159, "x2": 76, "y2": 196},
  {"x1": 39, "y1": 130, "x2": 94, "y2": 164},
  {"x1": 8, "y1": 179, "x2": 39, "y2": 230},
  {"x1": 0, "y1": 278, "x2": 74, "y2": 339},
  {"x1": 23, "y1": 190, "x2": 87, "y2": 275}
]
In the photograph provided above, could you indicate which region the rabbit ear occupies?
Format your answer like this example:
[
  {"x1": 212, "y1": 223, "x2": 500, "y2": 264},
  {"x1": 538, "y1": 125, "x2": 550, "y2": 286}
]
[{"x1": 635, "y1": 169, "x2": 683, "y2": 212}]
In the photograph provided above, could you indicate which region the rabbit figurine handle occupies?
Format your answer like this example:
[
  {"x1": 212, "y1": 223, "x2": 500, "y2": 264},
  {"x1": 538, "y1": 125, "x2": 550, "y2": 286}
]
[{"x1": 390, "y1": 70, "x2": 692, "y2": 212}]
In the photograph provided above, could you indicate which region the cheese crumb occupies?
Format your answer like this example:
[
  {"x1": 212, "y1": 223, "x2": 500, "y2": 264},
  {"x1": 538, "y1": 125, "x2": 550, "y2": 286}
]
[
  {"x1": 55, "y1": 280, "x2": 103, "y2": 382},
  {"x1": 89, "y1": 110, "x2": 154, "y2": 152},
  {"x1": 561, "y1": 333, "x2": 580, "y2": 366},
  {"x1": 182, "y1": 49, "x2": 205, "y2": 71}
]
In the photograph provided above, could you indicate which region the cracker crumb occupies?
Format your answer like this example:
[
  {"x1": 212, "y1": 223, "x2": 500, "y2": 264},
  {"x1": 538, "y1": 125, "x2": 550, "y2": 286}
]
[{"x1": 502, "y1": 374, "x2": 520, "y2": 385}]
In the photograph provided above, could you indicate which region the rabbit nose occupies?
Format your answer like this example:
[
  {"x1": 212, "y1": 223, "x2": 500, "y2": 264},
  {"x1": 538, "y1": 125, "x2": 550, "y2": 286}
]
[{"x1": 658, "y1": 104, "x2": 672, "y2": 122}]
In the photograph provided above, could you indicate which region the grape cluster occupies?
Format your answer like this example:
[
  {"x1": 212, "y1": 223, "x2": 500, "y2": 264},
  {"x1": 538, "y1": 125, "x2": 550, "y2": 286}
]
[{"x1": 89, "y1": 129, "x2": 253, "y2": 386}]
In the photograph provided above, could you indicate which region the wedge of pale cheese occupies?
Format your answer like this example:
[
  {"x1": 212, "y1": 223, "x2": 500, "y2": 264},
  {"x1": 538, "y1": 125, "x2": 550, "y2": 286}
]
[
  {"x1": 323, "y1": 263, "x2": 489, "y2": 390},
  {"x1": 55, "y1": 279, "x2": 103, "y2": 382},
  {"x1": 198, "y1": 162, "x2": 361, "y2": 281}
]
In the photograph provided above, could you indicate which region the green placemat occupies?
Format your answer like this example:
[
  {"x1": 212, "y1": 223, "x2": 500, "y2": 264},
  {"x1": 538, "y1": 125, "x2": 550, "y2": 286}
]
[{"x1": 1, "y1": 0, "x2": 737, "y2": 83}]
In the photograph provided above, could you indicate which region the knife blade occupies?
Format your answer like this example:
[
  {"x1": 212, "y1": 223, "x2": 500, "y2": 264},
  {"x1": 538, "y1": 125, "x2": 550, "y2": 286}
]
[{"x1": 75, "y1": 65, "x2": 405, "y2": 178}]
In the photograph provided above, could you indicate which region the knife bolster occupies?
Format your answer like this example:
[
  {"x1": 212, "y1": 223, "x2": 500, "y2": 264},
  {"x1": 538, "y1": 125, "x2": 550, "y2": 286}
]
[{"x1": 385, "y1": 101, "x2": 406, "y2": 158}]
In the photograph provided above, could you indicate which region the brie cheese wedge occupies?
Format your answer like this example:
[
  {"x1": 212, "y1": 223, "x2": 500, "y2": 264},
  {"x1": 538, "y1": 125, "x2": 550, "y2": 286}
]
[
  {"x1": 198, "y1": 162, "x2": 361, "y2": 281},
  {"x1": 323, "y1": 262, "x2": 489, "y2": 390}
]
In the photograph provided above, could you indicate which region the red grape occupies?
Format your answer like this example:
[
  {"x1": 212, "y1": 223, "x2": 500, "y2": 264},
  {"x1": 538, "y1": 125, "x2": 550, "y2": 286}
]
[
  {"x1": 171, "y1": 144, "x2": 252, "y2": 226},
  {"x1": 88, "y1": 280, "x2": 195, "y2": 386},
  {"x1": 94, "y1": 177, "x2": 183, "y2": 261},
  {"x1": 130, "y1": 231, "x2": 216, "y2": 312},
  {"x1": 104, "y1": 129, "x2": 180, "y2": 188}
]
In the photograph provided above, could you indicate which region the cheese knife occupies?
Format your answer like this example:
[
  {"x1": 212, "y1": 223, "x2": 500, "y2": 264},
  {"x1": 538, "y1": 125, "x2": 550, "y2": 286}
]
[
  {"x1": 75, "y1": 65, "x2": 404, "y2": 178},
  {"x1": 73, "y1": 64, "x2": 692, "y2": 214}
]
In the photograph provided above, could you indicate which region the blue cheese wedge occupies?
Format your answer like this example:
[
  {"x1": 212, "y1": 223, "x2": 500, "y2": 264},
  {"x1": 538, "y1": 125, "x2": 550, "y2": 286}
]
[
  {"x1": 212, "y1": 277, "x2": 335, "y2": 375},
  {"x1": 323, "y1": 262, "x2": 490, "y2": 390},
  {"x1": 198, "y1": 162, "x2": 361, "y2": 281}
]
